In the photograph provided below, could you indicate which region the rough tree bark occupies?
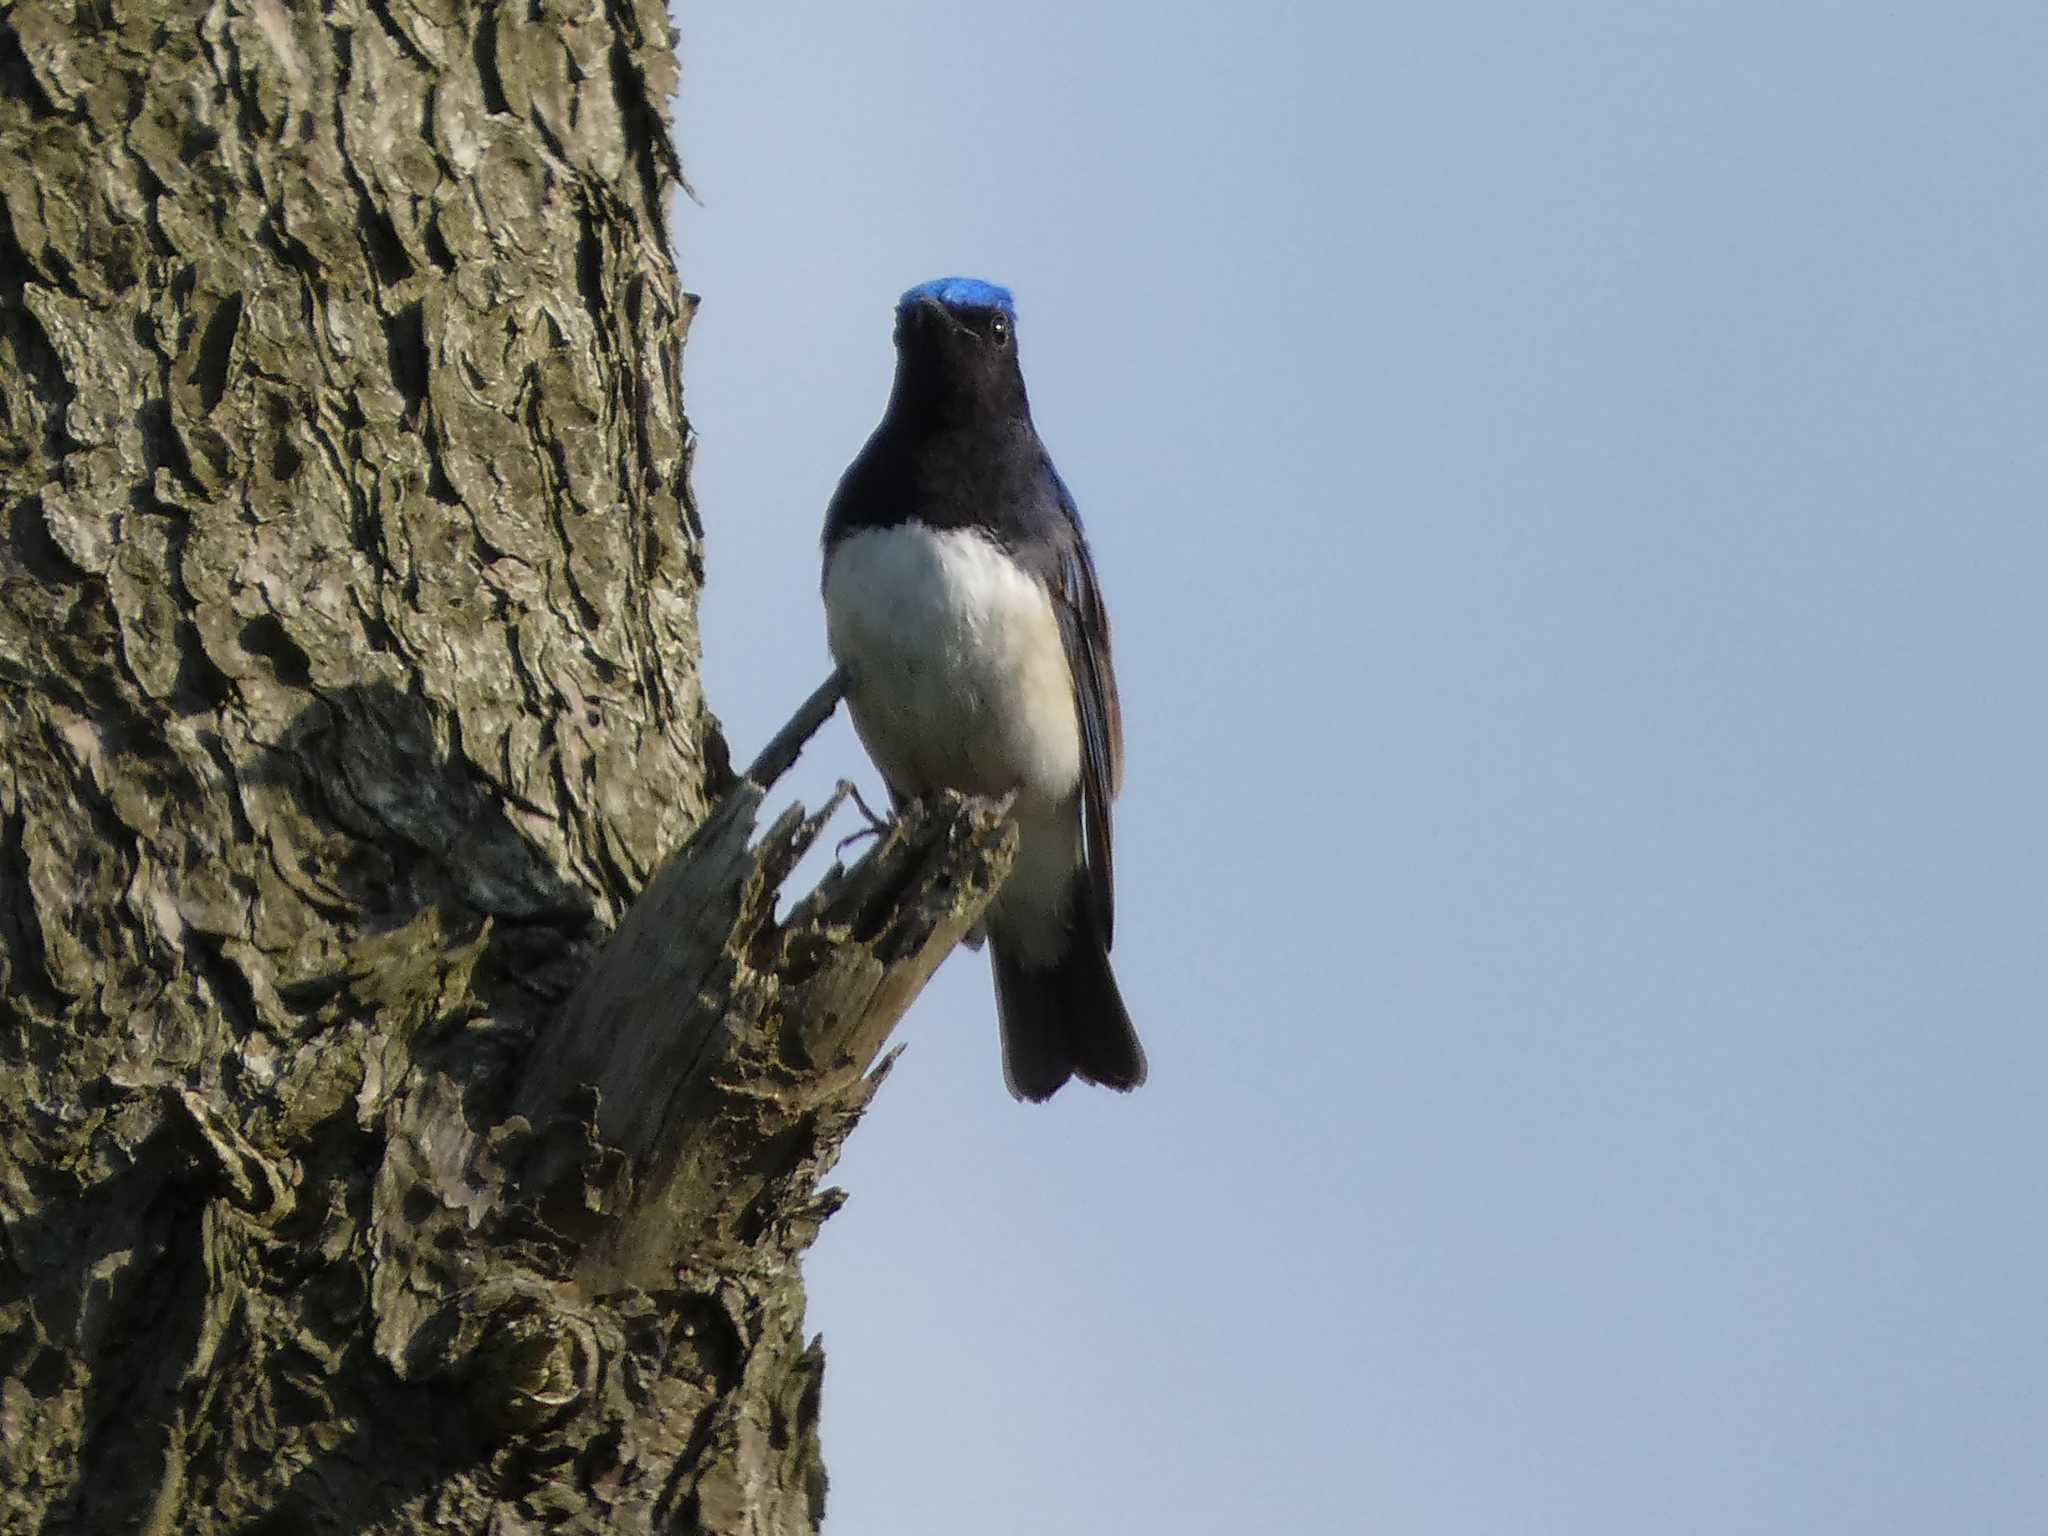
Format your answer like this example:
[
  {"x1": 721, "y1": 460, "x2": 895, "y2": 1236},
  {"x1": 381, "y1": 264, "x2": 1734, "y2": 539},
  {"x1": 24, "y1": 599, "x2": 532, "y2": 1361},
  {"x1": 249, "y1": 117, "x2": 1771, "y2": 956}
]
[{"x1": 0, "y1": 3, "x2": 1009, "y2": 1530}]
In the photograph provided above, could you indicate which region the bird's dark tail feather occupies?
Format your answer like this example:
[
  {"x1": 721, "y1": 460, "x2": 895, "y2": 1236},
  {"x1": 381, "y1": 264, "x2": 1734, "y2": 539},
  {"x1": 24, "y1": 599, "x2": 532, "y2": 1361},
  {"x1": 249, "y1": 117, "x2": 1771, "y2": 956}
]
[{"x1": 992, "y1": 887, "x2": 1146, "y2": 1103}]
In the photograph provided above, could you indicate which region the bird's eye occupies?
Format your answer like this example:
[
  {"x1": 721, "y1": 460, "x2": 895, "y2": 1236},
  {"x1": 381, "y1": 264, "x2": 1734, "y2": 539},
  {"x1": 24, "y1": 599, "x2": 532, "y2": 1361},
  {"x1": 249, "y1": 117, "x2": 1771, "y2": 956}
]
[{"x1": 989, "y1": 314, "x2": 1010, "y2": 345}]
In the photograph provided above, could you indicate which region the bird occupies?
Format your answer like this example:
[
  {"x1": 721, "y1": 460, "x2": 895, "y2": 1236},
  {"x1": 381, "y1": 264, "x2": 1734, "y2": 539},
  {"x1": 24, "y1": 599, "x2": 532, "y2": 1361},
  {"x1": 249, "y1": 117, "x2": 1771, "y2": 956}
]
[{"x1": 821, "y1": 277, "x2": 1146, "y2": 1102}]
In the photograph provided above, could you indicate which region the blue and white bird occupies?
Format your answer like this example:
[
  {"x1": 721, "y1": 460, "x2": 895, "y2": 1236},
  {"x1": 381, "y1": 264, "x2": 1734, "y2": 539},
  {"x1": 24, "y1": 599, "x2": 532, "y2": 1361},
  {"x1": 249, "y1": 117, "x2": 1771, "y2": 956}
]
[{"x1": 821, "y1": 277, "x2": 1146, "y2": 1101}]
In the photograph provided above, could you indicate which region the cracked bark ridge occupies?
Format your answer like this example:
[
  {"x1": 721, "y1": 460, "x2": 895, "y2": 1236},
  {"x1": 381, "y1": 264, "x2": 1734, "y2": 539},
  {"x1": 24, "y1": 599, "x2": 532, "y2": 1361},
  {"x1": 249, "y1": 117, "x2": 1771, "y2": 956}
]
[{"x1": 0, "y1": 2, "x2": 998, "y2": 1531}]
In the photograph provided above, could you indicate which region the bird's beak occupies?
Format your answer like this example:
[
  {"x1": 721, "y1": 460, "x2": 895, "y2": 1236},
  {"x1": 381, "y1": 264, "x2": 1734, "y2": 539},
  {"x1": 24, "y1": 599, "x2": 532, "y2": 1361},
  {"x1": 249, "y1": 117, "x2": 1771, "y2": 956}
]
[{"x1": 914, "y1": 294, "x2": 970, "y2": 336}]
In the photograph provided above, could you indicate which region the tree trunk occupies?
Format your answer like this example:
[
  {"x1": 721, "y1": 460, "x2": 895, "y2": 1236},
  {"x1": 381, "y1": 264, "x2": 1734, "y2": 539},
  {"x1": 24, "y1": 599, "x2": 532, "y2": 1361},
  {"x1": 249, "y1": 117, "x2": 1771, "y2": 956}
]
[{"x1": 0, "y1": 4, "x2": 1005, "y2": 1530}]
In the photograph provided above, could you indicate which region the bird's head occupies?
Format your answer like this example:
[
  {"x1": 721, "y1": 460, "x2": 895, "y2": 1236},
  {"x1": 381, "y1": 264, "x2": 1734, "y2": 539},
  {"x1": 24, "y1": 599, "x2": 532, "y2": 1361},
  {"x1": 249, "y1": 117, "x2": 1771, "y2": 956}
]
[{"x1": 890, "y1": 277, "x2": 1029, "y2": 422}]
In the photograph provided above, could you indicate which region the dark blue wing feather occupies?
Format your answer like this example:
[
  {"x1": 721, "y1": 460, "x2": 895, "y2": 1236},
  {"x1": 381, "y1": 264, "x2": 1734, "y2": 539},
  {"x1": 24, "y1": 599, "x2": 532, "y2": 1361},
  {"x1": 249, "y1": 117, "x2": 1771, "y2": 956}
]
[{"x1": 1045, "y1": 473, "x2": 1123, "y2": 947}]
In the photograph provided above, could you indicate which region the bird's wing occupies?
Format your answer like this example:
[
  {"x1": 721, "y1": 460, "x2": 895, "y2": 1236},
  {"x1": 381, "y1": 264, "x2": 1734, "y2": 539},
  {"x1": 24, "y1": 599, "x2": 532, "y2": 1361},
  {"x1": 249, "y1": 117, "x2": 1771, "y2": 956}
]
[{"x1": 1044, "y1": 475, "x2": 1124, "y2": 948}]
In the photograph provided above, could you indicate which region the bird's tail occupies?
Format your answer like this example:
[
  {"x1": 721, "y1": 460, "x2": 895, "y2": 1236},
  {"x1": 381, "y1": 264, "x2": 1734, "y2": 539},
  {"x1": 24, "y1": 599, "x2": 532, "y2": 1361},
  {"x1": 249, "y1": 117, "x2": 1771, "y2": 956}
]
[{"x1": 991, "y1": 884, "x2": 1146, "y2": 1102}]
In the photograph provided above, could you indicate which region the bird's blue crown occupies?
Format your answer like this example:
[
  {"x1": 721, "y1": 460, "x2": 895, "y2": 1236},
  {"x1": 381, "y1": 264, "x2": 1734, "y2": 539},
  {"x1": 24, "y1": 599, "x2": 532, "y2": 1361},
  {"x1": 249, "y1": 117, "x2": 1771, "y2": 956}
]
[{"x1": 897, "y1": 276, "x2": 1015, "y2": 317}]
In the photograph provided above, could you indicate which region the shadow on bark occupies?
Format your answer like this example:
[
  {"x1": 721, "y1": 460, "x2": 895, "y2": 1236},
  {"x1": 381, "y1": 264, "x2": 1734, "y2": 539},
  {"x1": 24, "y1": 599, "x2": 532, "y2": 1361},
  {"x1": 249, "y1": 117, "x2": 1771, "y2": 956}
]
[
  {"x1": 239, "y1": 679, "x2": 603, "y2": 991},
  {"x1": 20, "y1": 1151, "x2": 207, "y2": 1536}
]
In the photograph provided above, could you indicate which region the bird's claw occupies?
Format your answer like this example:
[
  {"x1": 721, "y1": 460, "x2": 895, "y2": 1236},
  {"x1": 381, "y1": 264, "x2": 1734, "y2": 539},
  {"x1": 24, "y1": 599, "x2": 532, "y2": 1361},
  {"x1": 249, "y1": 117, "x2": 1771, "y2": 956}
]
[{"x1": 834, "y1": 780, "x2": 894, "y2": 860}]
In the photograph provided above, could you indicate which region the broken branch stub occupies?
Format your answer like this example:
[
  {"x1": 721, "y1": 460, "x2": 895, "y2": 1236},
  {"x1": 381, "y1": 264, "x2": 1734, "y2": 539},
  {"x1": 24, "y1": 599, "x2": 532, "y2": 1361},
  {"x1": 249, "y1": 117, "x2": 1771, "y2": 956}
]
[{"x1": 514, "y1": 681, "x2": 1017, "y2": 1292}]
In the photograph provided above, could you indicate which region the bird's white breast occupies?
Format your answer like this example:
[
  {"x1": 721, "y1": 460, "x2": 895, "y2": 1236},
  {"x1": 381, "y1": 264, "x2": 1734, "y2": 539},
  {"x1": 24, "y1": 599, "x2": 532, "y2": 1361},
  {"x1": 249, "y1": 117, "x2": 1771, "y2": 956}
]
[{"x1": 823, "y1": 522, "x2": 1082, "y2": 808}]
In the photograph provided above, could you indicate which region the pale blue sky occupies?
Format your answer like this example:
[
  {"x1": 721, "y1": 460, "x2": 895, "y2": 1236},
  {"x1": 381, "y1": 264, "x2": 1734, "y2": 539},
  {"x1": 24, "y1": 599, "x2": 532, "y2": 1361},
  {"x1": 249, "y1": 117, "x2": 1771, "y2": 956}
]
[{"x1": 674, "y1": 5, "x2": 2047, "y2": 1532}]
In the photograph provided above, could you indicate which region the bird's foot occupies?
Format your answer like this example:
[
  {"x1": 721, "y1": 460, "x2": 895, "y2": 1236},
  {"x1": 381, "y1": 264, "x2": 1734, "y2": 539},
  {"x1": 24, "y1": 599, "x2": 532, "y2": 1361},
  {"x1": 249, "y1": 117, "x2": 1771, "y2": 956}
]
[{"x1": 833, "y1": 780, "x2": 895, "y2": 860}]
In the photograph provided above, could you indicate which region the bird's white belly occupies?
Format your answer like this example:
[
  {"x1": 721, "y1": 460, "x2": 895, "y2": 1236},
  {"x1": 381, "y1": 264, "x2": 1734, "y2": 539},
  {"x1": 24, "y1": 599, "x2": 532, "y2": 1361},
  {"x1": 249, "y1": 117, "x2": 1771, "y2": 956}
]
[{"x1": 823, "y1": 522, "x2": 1081, "y2": 807}]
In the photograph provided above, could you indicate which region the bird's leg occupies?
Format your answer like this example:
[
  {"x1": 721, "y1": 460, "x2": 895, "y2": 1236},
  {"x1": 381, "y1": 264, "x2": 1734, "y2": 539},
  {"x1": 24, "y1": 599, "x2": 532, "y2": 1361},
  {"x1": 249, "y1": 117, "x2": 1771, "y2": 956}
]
[{"x1": 834, "y1": 779, "x2": 896, "y2": 860}]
